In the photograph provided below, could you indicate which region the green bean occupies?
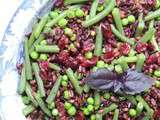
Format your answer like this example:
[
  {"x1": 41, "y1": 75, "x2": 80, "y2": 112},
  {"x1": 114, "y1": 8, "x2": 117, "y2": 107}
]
[
  {"x1": 23, "y1": 105, "x2": 35, "y2": 116},
  {"x1": 111, "y1": 24, "x2": 135, "y2": 45},
  {"x1": 32, "y1": 63, "x2": 45, "y2": 97},
  {"x1": 102, "y1": 103, "x2": 118, "y2": 115},
  {"x1": 118, "y1": 57, "x2": 129, "y2": 71},
  {"x1": 46, "y1": 6, "x2": 79, "y2": 27},
  {"x1": 113, "y1": 109, "x2": 119, "y2": 120},
  {"x1": 82, "y1": 0, "x2": 116, "y2": 27},
  {"x1": 35, "y1": 45, "x2": 60, "y2": 53},
  {"x1": 83, "y1": 84, "x2": 90, "y2": 93},
  {"x1": 28, "y1": 23, "x2": 37, "y2": 48},
  {"x1": 145, "y1": 9, "x2": 160, "y2": 21},
  {"x1": 125, "y1": 95, "x2": 137, "y2": 105},
  {"x1": 94, "y1": 92, "x2": 100, "y2": 110},
  {"x1": 94, "y1": 26, "x2": 103, "y2": 56},
  {"x1": 34, "y1": 93, "x2": 52, "y2": 117},
  {"x1": 48, "y1": 62, "x2": 61, "y2": 71},
  {"x1": 25, "y1": 83, "x2": 38, "y2": 107},
  {"x1": 140, "y1": 28, "x2": 155, "y2": 43},
  {"x1": 18, "y1": 66, "x2": 26, "y2": 94},
  {"x1": 34, "y1": 15, "x2": 48, "y2": 39},
  {"x1": 136, "y1": 102, "x2": 144, "y2": 116},
  {"x1": 66, "y1": 68, "x2": 83, "y2": 95},
  {"x1": 24, "y1": 40, "x2": 33, "y2": 80},
  {"x1": 29, "y1": 34, "x2": 45, "y2": 54},
  {"x1": 96, "y1": 113, "x2": 103, "y2": 120},
  {"x1": 149, "y1": 20, "x2": 160, "y2": 51},
  {"x1": 64, "y1": 0, "x2": 88, "y2": 5},
  {"x1": 89, "y1": 0, "x2": 99, "y2": 19},
  {"x1": 135, "y1": 13, "x2": 145, "y2": 37},
  {"x1": 136, "y1": 95, "x2": 154, "y2": 117},
  {"x1": 112, "y1": 8, "x2": 124, "y2": 34},
  {"x1": 46, "y1": 76, "x2": 62, "y2": 104},
  {"x1": 124, "y1": 56, "x2": 138, "y2": 63},
  {"x1": 136, "y1": 53, "x2": 146, "y2": 72}
]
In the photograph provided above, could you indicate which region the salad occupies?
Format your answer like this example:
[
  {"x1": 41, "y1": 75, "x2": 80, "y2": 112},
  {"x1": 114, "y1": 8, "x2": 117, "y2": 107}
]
[{"x1": 17, "y1": 0, "x2": 160, "y2": 119}]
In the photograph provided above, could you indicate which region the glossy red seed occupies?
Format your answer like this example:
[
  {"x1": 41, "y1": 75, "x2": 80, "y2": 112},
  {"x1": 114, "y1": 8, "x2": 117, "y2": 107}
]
[
  {"x1": 39, "y1": 61, "x2": 49, "y2": 71},
  {"x1": 102, "y1": 50, "x2": 116, "y2": 63},
  {"x1": 104, "y1": 44, "x2": 112, "y2": 52},
  {"x1": 119, "y1": 43, "x2": 130, "y2": 55},
  {"x1": 82, "y1": 40, "x2": 95, "y2": 52},
  {"x1": 135, "y1": 42, "x2": 148, "y2": 53},
  {"x1": 80, "y1": 57, "x2": 98, "y2": 68},
  {"x1": 146, "y1": 54, "x2": 158, "y2": 64},
  {"x1": 76, "y1": 111, "x2": 85, "y2": 120},
  {"x1": 101, "y1": 23, "x2": 113, "y2": 39},
  {"x1": 58, "y1": 35, "x2": 69, "y2": 49}
]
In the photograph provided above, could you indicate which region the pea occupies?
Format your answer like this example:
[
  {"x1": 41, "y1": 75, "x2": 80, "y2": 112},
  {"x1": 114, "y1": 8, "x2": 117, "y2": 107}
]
[
  {"x1": 62, "y1": 75, "x2": 68, "y2": 81},
  {"x1": 90, "y1": 114, "x2": 96, "y2": 120},
  {"x1": 155, "y1": 80, "x2": 160, "y2": 88},
  {"x1": 70, "y1": 34, "x2": 76, "y2": 41},
  {"x1": 75, "y1": 9, "x2": 84, "y2": 17},
  {"x1": 48, "y1": 102, "x2": 55, "y2": 109},
  {"x1": 87, "y1": 97, "x2": 94, "y2": 105},
  {"x1": 50, "y1": 11, "x2": 59, "y2": 18},
  {"x1": 67, "y1": 10, "x2": 75, "y2": 18},
  {"x1": 83, "y1": 108, "x2": 90, "y2": 116},
  {"x1": 67, "y1": 106, "x2": 76, "y2": 116},
  {"x1": 103, "y1": 93, "x2": 111, "y2": 100},
  {"x1": 52, "y1": 109, "x2": 59, "y2": 116},
  {"x1": 97, "y1": 5, "x2": 104, "y2": 12},
  {"x1": 87, "y1": 104, "x2": 94, "y2": 112},
  {"x1": 129, "y1": 109, "x2": 137, "y2": 117},
  {"x1": 128, "y1": 15, "x2": 136, "y2": 23},
  {"x1": 61, "y1": 80, "x2": 68, "y2": 87},
  {"x1": 64, "y1": 90, "x2": 70, "y2": 99},
  {"x1": 64, "y1": 102, "x2": 72, "y2": 110},
  {"x1": 85, "y1": 52, "x2": 93, "y2": 59},
  {"x1": 58, "y1": 18, "x2": 68, "y2": 27},
  {"x1": 92, "y1": 66, "x2": 98, "y2": 72},
  {"x1": 40, "y1": 40, "x2": 47, "y2": 45},
  {"x1": 122, "y1": 18, "x2": 129, "y2": 26},
  {"x1": 64, "y1": 28, "x2": 73, "y2": 37},
  {"x1": 154, "y1": 70, "x2": 160, "y2": 77},
  {"x1": 97, "y1": 60, "x2": 105, "y2": 68},
  {"x1": 30, "y1": 51, "x2": 39, "y2": 60},
  {"x1": 39, "y1": 54, "x2": 48, "y2": 61}
]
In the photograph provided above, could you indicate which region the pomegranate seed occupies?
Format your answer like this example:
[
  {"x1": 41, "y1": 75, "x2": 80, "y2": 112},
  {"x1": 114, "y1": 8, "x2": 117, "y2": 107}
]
[
  {"x1": 80, "y1": 57, "x2": 98, "y2": 68},
  {"x1": 136, "y1": 42, "x2": 148, "y2": 53},
  {"x1": 146, "y1": 54, "x2": 158, "y2": 65},
  {"x1": 119, "y1": 43, "x2": 130, "y2": 55},
  {"x1": 102, "y1": 50, "x2": 116, "y2": 63},
  {"x1": 58, "y1": 35, "x2": 69, "y2": 49}
]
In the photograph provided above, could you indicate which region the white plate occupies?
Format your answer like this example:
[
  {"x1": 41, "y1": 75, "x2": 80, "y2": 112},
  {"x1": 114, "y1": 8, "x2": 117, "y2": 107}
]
[{"x1": 0, "y1": 0, "x2": 55, "y2": 119}]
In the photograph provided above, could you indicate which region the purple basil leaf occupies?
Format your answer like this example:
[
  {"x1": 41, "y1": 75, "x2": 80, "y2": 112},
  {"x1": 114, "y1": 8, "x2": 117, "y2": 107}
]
[
  {"x1": 84, "y1": 68, "x2": 117, "y2": 90},
  {"x1": 84, "y1": 68, "x2": 154, "y2": 95},
  {"x1": 121, "y1": 69, "x2": 154, "y2": 95}
]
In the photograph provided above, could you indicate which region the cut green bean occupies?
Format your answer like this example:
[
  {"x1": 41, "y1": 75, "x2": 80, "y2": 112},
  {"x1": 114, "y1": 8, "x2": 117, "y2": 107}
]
[
  {"x1": 136, "y1": 95, "x2": 154, "y2": 118},
  {"x1": 23, "y1": 105, "x2": 35, "y2": 116},
  {"x1": 136, "y1": 53, "x2": 146, "y2": 72},
  {"x1": 89, "y1": 0, "x2": 99, "y2": 19},
  {"x1": 102, "y1": 103, "x2": 118, "y2": 115},
  {"x1": 18, "y1": 66, "x2": 26, "y2": 94},
  {"x1": 64, "y1": 0, "x2": 88, "y2": 5},
  {"x1": 135, "y1": 13, "x2": 145, "y2": 37},
  {"x1": 25, "y1": 83, "x2": 38, "y2": 107},
  {"x1": 113, "y1": 109, "x2": 119, "y2": 120},
  {"x1": 145, "y1": 9, "x2": 160, "y2": 21},
  {"x1": 118, "y1": 57, "x2": 129, "y2": 71},
  {"x1": 46, "y1": 76, "x2": 62, "y2": 104},
  {"x1": 96, "y1": 113, "x2": 103, "y2": 120},
  {"x1": 94, "y1": 26, "x2": 103, "y2": 56},
  {"x1": 46, "y1": 6, "x2": 79, "y2": 27},
  {"x1": 136, "y1": 102, "x2": 144, "y2": 116},
  {"x1": 28, "y1": 23, "x2": 37, "y2": 48},
  {"x1": 32, "y1": 63, "x2": 45, "y2": 97},
  {"x1": 29, "y1": 34, "x2": 45, "y2": 54},
  {"x1": 111, "y1": 24, "x2": 135, "y2": 45},
  {"x1": 94, "y1": 92, "x2": 100, "y2": 110},
  {"x1": 34, "y1": 15, "x2": 48, "y2": 39},
  {"x1": 24, "y1": 40, "x2": 33, "y2": 80},
  {"x1": 34, "y1": 93, "x2": 52, "y2": 117},
  {"x1": 48, "y1": 62, "x2": 61, "y2": 71},
  {"x1": 66, "y1": 68, "x2": 83, "y2": 95},
  {"x1": 124, "y1": 56, "x2": 138, "y2": 63},
  {"x1": 140, "y1": 28, "x2": 155, "y2": 43},
  {"x1": 35, "y1": 45, "x2": 60, "y2": 53},
  {"x1": 112, "y1": 8, "x2": 124, "y2": 34},
  {"x1": 82, "y1": 0, "x2": 116, "y2": 27}
]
